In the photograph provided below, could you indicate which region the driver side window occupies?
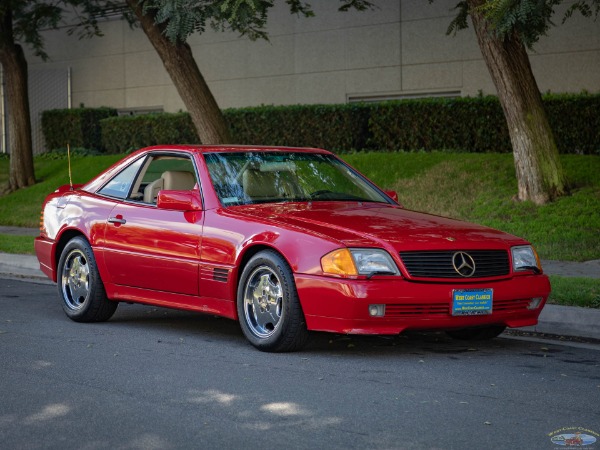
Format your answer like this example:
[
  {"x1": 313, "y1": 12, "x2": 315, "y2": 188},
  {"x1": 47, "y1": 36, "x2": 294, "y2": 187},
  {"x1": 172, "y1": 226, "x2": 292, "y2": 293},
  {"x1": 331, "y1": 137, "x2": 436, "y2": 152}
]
[{"x1": 135, "y1": 156, "x2": 198, "y2": 204}]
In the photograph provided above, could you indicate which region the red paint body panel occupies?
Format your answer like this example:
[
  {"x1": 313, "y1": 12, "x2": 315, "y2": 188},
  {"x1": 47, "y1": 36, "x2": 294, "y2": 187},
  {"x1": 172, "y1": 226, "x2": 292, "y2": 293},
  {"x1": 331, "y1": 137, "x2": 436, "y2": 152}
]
[
  {"x1": 34, "y1": 237, "x2": 55, "y2": 281},
  {"x1": 102, "y1": 202, "x2": 202, "y2": 295},
  {"x1": 35, "y1": 145, "x2": 551, "y2": 337},
  {"x1": 102, "y1": 282, "x2": 237, "y2": 319}
]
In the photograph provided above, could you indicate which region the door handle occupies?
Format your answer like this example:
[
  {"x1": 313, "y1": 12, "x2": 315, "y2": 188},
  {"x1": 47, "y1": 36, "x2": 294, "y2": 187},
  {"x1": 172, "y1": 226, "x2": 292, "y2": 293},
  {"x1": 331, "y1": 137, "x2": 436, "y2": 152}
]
[{"x1": 108, "y1": 216, "x2": 126, "y2": 225}]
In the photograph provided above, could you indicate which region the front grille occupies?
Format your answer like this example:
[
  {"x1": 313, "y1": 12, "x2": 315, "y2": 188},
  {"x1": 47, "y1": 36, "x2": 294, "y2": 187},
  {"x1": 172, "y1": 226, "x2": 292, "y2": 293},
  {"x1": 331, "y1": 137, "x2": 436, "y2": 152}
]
[{"x1": 399, "y1": 250, "x2": 510, "y2": 279}]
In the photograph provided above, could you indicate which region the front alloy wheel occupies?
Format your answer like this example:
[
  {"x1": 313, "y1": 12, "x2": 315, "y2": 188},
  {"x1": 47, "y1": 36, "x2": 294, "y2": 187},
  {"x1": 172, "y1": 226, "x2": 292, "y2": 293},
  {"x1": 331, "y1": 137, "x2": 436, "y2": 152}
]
[
  {"x1": 237, "y1": 250, "x2": 308, "y2": 352},
  {"x1": 243, "y1": 266, "x2": 284, "y2": 339}
]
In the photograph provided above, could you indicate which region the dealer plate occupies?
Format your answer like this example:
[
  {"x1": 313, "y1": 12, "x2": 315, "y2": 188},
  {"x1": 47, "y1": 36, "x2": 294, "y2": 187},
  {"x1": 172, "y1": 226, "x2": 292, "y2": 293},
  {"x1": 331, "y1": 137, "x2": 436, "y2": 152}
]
[{"x1": 452, "y1": 288, "x2": 493, "y2": 316}]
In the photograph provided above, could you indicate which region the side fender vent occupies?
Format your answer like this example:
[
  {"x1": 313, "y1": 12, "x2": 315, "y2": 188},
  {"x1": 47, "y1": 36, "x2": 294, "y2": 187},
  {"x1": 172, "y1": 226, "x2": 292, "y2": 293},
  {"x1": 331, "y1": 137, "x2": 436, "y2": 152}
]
[{"x1": 213, "y1": 268, "x2": 229, "y2": 283}]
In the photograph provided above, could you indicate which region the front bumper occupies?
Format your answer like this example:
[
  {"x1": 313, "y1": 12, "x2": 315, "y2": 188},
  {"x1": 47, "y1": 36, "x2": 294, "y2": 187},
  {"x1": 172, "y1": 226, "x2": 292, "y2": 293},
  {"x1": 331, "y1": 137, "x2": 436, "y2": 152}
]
[{"x1": 295, "y1": 274, "x2": 551, "y2": 334}]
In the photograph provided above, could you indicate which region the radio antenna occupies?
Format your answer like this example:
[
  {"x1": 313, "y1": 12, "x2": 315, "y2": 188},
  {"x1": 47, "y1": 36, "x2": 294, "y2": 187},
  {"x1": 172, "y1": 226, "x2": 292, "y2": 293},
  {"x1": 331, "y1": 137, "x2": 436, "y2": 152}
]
[{"x1": 67, "y1": 143, "x2": 73, "y2": 190}]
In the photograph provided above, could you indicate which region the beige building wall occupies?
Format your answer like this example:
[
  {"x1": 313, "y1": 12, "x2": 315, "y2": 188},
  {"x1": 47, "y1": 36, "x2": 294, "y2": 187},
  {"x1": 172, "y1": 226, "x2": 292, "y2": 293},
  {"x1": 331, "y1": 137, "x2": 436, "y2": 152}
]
[{"x1": 27, "y1": 0, "x2": 600, "y2": 112}]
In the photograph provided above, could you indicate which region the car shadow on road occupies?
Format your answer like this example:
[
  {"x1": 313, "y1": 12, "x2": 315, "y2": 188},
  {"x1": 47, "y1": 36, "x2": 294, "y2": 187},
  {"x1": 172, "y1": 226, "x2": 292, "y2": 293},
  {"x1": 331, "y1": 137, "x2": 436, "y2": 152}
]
[{"x1": 106, "y1": 302, "x2": 550, "y2": 357}]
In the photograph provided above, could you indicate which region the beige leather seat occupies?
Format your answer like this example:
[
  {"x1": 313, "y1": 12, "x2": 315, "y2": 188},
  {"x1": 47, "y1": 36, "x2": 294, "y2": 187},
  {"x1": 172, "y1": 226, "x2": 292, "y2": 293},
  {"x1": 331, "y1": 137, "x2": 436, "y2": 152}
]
[
  {"x1": 162, "y1": 170, "x2": 196, "y2": 191},
  {"x1": 143, "y1": 171, "x2": 196, "y2": 203},
  {"x1": 242, "y1": 169, "x2": 301, "y2": 201},
  {"x1": 143, "y1": 178, "x2": 163, "y2": 203}
]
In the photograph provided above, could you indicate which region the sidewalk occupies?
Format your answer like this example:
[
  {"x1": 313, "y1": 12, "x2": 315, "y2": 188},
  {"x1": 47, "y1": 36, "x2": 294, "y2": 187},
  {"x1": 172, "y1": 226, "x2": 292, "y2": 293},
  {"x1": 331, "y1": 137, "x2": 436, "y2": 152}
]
[{"x1": 1, "y1": 227, "x2": 599, "y2": 341}]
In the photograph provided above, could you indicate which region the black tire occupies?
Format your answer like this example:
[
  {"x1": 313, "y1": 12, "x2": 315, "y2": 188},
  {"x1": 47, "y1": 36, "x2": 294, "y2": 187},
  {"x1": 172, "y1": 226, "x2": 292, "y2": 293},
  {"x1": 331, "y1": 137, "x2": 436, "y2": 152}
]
[
  {"x1": 446, "y1": 325, "x2": 507, "y2": 341},
  {"x1": 57, "y1": 236, "x2": 117, "y2": 322},
  {"x1": 237, "y1": 250, "x2": 309, "y2": 352}
]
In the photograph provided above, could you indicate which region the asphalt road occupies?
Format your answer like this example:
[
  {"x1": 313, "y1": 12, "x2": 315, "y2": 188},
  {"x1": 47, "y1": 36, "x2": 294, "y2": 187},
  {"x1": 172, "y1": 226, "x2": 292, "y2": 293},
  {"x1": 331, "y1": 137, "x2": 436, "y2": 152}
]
[{"x1": 1, "y1": 278, "x2": 599, "y2": 450}]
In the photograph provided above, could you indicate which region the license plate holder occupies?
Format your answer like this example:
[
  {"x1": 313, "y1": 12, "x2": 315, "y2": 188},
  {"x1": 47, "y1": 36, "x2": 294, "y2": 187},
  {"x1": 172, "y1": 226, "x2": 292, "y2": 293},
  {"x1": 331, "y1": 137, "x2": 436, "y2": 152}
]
[{"x1": 452, "y1": 288, "x2": 493, "y2": 316}]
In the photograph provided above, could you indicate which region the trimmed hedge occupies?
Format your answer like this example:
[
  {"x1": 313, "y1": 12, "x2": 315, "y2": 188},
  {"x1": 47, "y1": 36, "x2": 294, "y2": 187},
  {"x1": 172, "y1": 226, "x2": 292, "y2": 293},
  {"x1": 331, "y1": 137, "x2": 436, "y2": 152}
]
[
  {"x1": 100, "y1": 113, "x2": 200, "y2": 153},
  {"x1": 369, "y1": 94, "x2": 600, "y2": 154},
  {"x1": 41, "y1": 107, "x2": 117, "y2": 151},
  {"x1": 43, "y1": 93, "x2": 600, "y2": 155},
  {"x1": 225, "y1": 103, "x2": 372, "y2": 151},
  {"x1": 368, "y1": 96, "x2": 511, "y2": 152},
  {"x1": 544, "y1": 94, "x2": 600, "y2": 155}
]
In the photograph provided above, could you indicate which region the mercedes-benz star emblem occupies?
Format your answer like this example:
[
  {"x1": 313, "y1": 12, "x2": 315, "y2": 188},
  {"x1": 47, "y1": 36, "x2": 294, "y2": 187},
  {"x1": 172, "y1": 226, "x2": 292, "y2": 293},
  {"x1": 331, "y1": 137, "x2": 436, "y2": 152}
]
[{"x1": 452, "y1": 252, "x2": 476, "y2": 277}]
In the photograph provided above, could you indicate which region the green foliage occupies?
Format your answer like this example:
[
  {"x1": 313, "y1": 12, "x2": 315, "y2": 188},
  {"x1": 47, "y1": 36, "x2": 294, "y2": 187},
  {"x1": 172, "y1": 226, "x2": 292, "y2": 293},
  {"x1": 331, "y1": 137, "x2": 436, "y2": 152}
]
[
  {"x1": 368, "y1": 96, "x2": 511, "y2": 153},
  {"x1": 369, "y1": 94, "x2": 600, "y2": 154},
  {"x1": 36, "y1": 147, "x2": 100, "y2": 160},
  {"x1": 225, "y1": 103, "x2": 373, "y2": 151},
  {"x1": 446, "y1": 0, "x2": 600, "y2": 49},
  {"x1": 8, "y1": 0, "x2": 122, "y2": 60},
  {"x1": 479, "y1": 0, "x2": 559, "y2": 48},
  {"x1": 563, "y1": 0, "x2": 600, "y2": 21},
  {"x1": 140, "y1": 0, "x2": 375, "y2": 43},
  {"x1": 41, "y1": 107, "x2": 117, "y2": 152},
  {"x1": 446, "y1": 1, "x2": 470, "y2": 36},
  {"x1": 43, "y1": 93, "x2": 600, "y2": 155},
  {"x1": 544, "y1": 93, "x2": 600, "y2": 155},
  {"x1": 100, "y1": 113, "x2": 200, "y2": 153}
]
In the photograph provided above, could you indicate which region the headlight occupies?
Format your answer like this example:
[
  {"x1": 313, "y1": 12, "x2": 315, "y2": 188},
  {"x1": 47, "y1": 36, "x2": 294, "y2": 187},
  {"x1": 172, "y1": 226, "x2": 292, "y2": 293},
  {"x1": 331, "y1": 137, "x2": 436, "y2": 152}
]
[
  {"x1": 511, "y1": 245, "x2": 542, "y2": 272},
  {"x1": 321, "y1": 248, "x2": 399, "y2": 277}
]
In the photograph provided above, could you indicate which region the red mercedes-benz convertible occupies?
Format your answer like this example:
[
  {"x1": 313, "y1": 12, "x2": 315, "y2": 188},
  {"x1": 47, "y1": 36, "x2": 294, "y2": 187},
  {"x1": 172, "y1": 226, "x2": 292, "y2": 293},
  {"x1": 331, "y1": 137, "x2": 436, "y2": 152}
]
[{"x1": 35, "y1": 145, "x2": 550, "y2": 351}]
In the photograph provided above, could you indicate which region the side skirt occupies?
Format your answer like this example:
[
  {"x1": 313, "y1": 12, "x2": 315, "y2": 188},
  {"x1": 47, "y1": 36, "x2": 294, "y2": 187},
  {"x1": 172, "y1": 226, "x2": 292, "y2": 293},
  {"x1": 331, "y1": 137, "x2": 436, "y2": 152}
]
[{"x1": 103, "y1": 282, "x2": 237, "y2": 320}]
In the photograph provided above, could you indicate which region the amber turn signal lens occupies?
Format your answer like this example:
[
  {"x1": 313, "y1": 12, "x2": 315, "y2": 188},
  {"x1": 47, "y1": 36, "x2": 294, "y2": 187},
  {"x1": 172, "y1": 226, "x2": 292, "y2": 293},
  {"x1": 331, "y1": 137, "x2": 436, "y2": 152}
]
[
  {"x1": 321, "y1": 248, "x2": 358, "y2": 276},
  {"x1": 533, "y1": 246, "x2": 542, "y2": 271}
]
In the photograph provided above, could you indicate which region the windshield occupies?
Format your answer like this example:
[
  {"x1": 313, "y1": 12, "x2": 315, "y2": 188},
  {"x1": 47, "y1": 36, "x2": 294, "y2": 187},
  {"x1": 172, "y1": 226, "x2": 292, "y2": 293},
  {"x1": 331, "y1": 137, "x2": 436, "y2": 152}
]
[{"x1": 204, "y1": 151, "x2": 390, "y2": 206}]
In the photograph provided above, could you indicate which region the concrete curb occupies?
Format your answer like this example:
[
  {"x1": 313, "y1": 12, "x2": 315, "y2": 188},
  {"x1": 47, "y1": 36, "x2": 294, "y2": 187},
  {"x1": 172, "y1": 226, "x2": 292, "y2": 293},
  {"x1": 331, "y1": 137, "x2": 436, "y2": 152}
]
[
  {"x1": 1, "y1": 252, "x2": 598, "y2": 341},
  {"x1": 522, "y1": 304, "x2": 600, "y2": 341},
  {"x1": 0, "y1": 253, "x2": 52, "y2": 284}
]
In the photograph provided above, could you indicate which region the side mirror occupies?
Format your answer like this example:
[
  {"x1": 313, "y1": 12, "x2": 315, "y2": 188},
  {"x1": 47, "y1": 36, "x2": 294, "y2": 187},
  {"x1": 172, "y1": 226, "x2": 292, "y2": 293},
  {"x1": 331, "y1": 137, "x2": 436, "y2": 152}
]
[
  {"x1": 384, "y1": 190, "x2": 399, "y2": 202},
  {"x1": 384, "y1": 190, "x2": 403, "y2": 207},
  {"x1": 156, "y1": 190, "x2": 202, "y2": 211}
]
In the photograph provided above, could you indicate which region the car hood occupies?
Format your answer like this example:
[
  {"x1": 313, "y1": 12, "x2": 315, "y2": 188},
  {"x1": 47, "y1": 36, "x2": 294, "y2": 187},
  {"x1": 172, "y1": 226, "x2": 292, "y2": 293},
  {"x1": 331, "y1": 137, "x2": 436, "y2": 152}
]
[{"x1": 229, "y1": 202, "x2": 526, "y2": 251}]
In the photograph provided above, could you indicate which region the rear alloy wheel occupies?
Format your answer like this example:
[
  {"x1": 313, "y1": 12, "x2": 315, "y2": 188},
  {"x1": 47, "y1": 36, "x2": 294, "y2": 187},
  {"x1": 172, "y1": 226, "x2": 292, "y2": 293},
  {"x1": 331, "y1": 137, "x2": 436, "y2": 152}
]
[
  {"x1": 237, "y1": 250, "x2": 308, "y2": 352},
  {"x1": 446, "y1": 325, "x2": 506, "y2": 341},
  {"x1": 57, "y1": 237, "x2": 117, "y2": 322}
]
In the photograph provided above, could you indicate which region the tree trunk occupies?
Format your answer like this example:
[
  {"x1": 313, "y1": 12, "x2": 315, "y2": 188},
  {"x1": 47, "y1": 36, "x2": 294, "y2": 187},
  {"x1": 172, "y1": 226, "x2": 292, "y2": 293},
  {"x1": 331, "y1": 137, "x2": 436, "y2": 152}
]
[
  {"x1": 467, "y1": 0, "x2": 567, "y2": 204},
  {"x1": 126, "y1": 0, "x2": 231, "y2": 144},
  {"x1": 0, "y1": 11, "x2": 35, "y2": 191}
]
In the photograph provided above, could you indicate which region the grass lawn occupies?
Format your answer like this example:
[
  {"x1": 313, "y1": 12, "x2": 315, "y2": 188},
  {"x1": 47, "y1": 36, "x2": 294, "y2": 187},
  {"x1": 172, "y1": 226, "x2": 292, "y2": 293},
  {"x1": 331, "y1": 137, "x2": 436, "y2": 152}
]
[
  {"x1": 547, "y1": 276, "x2": 600, "y2": 308},
  {"x1": 0, "y1": 154, "x2": 124, "y2": 228},
  {"x1": 0, "y1": 234, "x2": 34, "y2": 254},
  {"x1": 345, "y1": 152, "x2": 600, "y2": 262}
]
